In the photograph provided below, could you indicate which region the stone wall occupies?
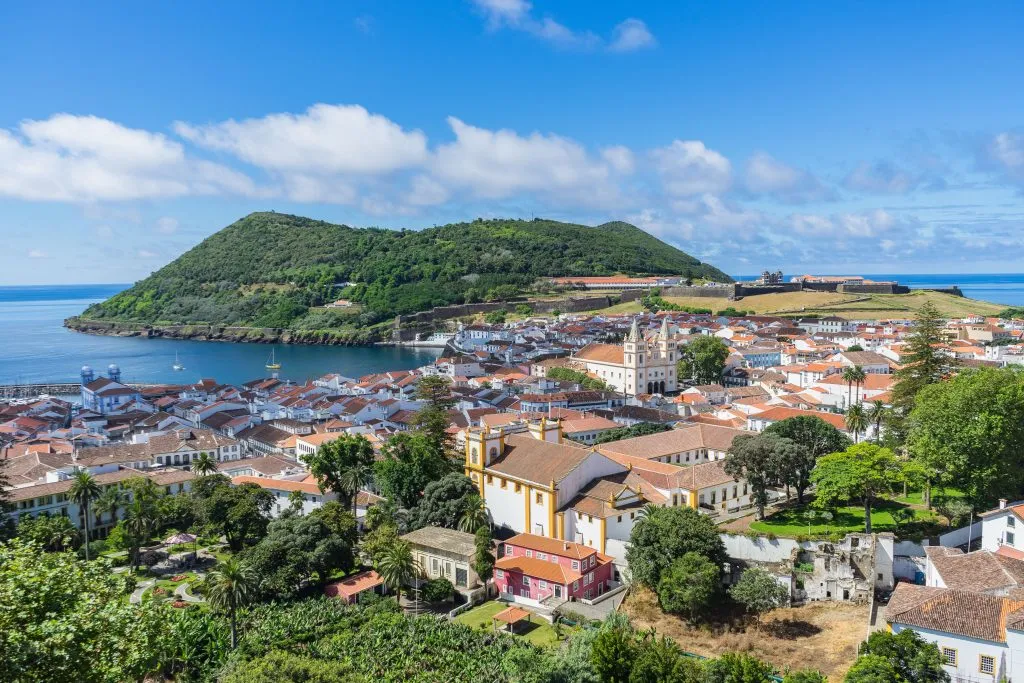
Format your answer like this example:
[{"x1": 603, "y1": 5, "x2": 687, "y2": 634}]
[
  {"x1": 839, "y1": 283, "x2": 909, "y2": 295},
  {"x1": 395, "y1": 295, "x2": 615, "y2": 326}
]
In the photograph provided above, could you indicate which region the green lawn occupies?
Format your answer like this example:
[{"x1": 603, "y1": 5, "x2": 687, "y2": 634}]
[
  {"x1": 749, "y1": 498, "x2": 944, "y2": 539},
  {"x1": 454, "y1": 601, "x2": 562, "y2": 648},
  {"x1": 893, "y1": 487, "x2": 965, "y2": 506}
]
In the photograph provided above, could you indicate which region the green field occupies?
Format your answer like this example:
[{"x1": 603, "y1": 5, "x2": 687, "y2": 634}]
[{"x1": 749, "y1": 498, "x2": 944, "y2": 538}]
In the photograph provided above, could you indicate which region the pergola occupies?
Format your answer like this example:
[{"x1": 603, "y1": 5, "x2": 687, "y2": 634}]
[{"x1": 492, "y1": 605, "x2": 533, "y2": 634}]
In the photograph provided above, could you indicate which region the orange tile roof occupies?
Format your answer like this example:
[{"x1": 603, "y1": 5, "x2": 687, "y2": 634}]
[
  {"x1": 231, "y1": 475, "x2": 323, "y2": 494},
  {"x1": 505, "y1": 533, "x2": 610, "y2": 562},
  {"x1": 324, "y1": 570, "x2": 384, "y2": 599},
  {"x1": 493, "y1": 605, "x2": 533, "y2": 624},
  {"x1": 574, "y1": 342, "x2": 625, "y2": 365},
  {"x1": 496, "y1": 555, "x2": 582, "y2": 584}
]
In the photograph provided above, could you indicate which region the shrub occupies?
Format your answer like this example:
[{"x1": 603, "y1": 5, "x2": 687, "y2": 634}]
[{"x1": 421, "y1": 578, "x2": 454, "y2": 603}]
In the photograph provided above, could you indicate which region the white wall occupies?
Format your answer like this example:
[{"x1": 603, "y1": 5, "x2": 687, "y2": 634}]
[
  {"x1": 893, "y1": 623, "x2": 1007, "y2": 682},
  {"x1": 485, "y1": 481, "x2": 526, "y2": 533}
]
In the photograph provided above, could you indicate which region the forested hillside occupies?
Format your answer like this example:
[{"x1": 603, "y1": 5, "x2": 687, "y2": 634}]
[{"x1": 79, "y1": 212, "x2": 730, "y2": 329}]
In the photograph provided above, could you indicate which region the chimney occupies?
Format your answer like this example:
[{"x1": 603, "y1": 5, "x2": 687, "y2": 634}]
[{"x1": 1001, "y1": 499, "x2": 1008, "y2": 509}]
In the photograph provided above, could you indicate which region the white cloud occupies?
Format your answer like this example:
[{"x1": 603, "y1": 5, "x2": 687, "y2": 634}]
[
  {"x1": 137, "y1": 249, "x2": 158, "y2": 258},
  {"x1": 982, "y1": 132, "x2": 1024, "y2": 188},
  {"x1": 473, "y1": 0, "x2": 532, "y2": 27},
  {"x1": 431, "y1": 117, "x2": 615, "y2": 203},
  {"x1": 651, "y1": 140, "x2": 732, "y2": 196},
  {"x1": 155, "y1": 217, "x2": 179, "y2": 234},
  {"x1": 0, "y1": 114, "x2": 258, "y2": 202},
  {"x1": 608, "y1": 19, "x2": 656, "y2": 52},
  {"x1": 844, "y1": 160, "x2": 921, "y2": 194},
  {"x1": 601, "y1": 145, "x2": 635, "y2": 174},
  {"x1": 743, "y1": 152, "x2": 833, "y2": 202},
  {"x1": 174, "y1": 104, "x2": 428, "y2": 175},
  {"x1": 837, "y1": 209, "x2": 894, "y2": 237},
  {"x1": 406, "y1": 175, "x2": 450, "y2": 206},
  {"x1": 789, "y1": 213, "x2": 834, "y2": 235},
  {"x1": 27, "y1": 249, "x2": 49, "y2": 259}
]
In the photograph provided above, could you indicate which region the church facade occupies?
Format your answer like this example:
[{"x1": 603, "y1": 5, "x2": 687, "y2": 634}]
[{"x1": 573, "y1": 318, "x2": 677, "y2": 396}]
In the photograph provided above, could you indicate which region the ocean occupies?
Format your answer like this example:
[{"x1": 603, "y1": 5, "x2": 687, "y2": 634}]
[
  {"x1": 1, "y1": 276, "x2": 1022, "y2": 386},
  {"x1": 0, "y1": 285, "x2": 441, "y2": 386}
]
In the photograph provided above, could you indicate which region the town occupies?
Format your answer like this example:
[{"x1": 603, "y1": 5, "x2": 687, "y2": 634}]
[{"x1": 5, "y1": 296, "x2": 1024, "y2": 682}]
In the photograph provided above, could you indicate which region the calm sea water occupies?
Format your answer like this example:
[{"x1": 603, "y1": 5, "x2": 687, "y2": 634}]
[
  {"x1": 734, "y1": 273, "x2": 1024, "y2": 308},
  {"x1": 0, "y1": 285, "x2": 441, "y2": 386}
]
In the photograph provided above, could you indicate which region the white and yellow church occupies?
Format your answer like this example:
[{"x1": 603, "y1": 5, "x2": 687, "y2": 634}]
[{"x1": 573, "y1": 317, "x2": 677, "y2": 396}]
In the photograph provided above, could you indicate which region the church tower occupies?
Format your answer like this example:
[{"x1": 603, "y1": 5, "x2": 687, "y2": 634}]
[{"x1": 623, "y1": 317, "x2": 643, "y2": 396}]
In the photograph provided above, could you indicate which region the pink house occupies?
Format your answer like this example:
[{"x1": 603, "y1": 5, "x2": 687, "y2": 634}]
[{"x1": 494, "y1": 533, "x2": 615, "y2": 605}]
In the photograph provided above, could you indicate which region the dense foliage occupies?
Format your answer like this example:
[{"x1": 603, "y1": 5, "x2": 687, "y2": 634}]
[
  {"x1": 677, "y1": 335, "x2": 731, "y2": 386},
  {"x1": 846, "y1": 629, "x2": 949, "y2": 683},
  {"x1": 626, "y1": 505, "x2": 726, "y2": 588},
  {"x1": 546, "y1": 366, "x2": 610, "y2": 390},
  {"x1": 82, "y1": 213, "x2": 730, "y2": 328}
]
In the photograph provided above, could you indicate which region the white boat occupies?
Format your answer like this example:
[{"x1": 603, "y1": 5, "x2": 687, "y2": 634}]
[{"x1": 172, "y1": 352, "x2": 185, "y2": 371}]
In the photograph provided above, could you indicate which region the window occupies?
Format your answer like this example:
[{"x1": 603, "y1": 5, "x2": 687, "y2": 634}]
[
  {"x1": 500, "y1": 479, "x2": 507, "y2": 489},
  {"x1": 538, "y1": 552, "x2": 547, "y2": 560},
  {"x1": 486, "y1": 475, "x2": 492, "y2": 484},
  {"x1": 505, "y1": 546, "x2": 514, "y2": 557},
  {"x1": 571, "y1": 560, "x2": 580, "y2": 570},
  {"x1": 584, "y1": 573, "x2": 592, "y2": 585},
  {"x1": 432, "y1": 558, "x2": 439, "y2": 574},
  {"x1": 572, "y1": 581, "x2": 579, "y2": 591},
  {"x1": 526, "y1": 550, "x2": 533, "y2": 558},
  {"x1": 538, "y1": 580, "x2": 547, "y2": 589},
  {"x1": 980, "y1": 654, "x2": 995, "y2": 675},
  {"x1": 522, "y1": 575, "x2": 530, "y2": 586},
  {"x1": 942, "y1": 647, "x2": 957, "y2": 667},
  {"x1": 1009, "y1": 532, "x2": 1016, "y2": 545},
  {"x1": 1010, "y1": 516, "x2": 1017, "y2": 528},
  {"x1": 495, "y1": 569, "x2": 504, "y2": 579},
  {"x1": 515, "y1": 483, "x2": 522, "y2": 493},
  {"x1": 536, "y1": 492, "x2": 543, "y2": 504},
  {"x1": 590, "y1": 556, "x2": 596, "y2": 568},
  {"x1": 618, "y1": 514, "x2": 623, "y2": 522}
]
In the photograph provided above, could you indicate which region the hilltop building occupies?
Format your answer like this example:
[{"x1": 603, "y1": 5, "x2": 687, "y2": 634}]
[{"x1": 573, "y1": 318, "x2": 677, "y2": 396}]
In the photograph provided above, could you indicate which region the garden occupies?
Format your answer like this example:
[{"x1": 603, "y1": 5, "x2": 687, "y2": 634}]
[{"x1": 454, "y1": 601, "x2": 564, "y2": 648}]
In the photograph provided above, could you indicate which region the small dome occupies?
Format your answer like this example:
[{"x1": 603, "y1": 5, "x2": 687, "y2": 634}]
[
  {"x1": 108, "y1": 363, "x2": 120, "y2": 371},
  {"x1": 81, "y1": 365, "x2": 92, "y2": 373}
]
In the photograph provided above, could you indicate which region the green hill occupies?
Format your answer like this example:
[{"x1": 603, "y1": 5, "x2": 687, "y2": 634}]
[{"x1": 78, "y1": 212, "x2": 730, "y2": 329}]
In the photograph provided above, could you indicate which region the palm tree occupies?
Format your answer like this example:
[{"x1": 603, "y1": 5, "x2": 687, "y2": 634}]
[
  {"x1": 850, "y1": 366, "x2": 867, "y2": 406},
  {"x1": 845, "y1": 404, "x2": 867, "y2": 443},
  {"x1": 95, "y1": 487, "x2": 127, "y2": 528},
  {"x1": 637, "y1": 502, "x2": 663, "y2": 520},
  {"x1": 205, "y1": 557, "x2": 256, "y2": 649},
  {"x1": 44, "y1": 515, "x2": 80, "y2": 552},
  {"x1": 867, "y1": 400, "x2": 888, "y2": 443},
  {"x1": 68, "y1": 470, "x2": 101, "y2": 560},
  {"x1": 191, "y1": 451, "x2": 218, "y2": 476},
  {"x1": 339, "y1": 463, "x2": 373, "y2": 519},
  {"x1": 287, "y1": 489, "x2": 306, "y2": 514},
  {"x1": 841, "y1": 366, "x2": 857, "y2": 408},
  {"x1": 124, "y1": 497, "x2": 157, "y2": 572},
  {"x1": 458, "y1": 494, "x2": 491, "y2": 533},
  {"x1": 377, "y1": 540, "x2": 416, "y2": 605}
]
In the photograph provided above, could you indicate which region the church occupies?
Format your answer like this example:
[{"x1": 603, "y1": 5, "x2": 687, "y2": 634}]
[{"x1": 572, "y1": 317, "x2": 677, "y2": 396}]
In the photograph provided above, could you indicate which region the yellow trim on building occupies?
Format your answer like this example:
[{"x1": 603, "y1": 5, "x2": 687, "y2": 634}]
[
  {"x1": 557, "y1": 512, "x2": 564, "y2": 540},
  {"x1": 548, "y1": 481, "x2": 556, "y2": 538},
  {"x1": 599, "y1": 517, "x2": 607, "y2": 554},
  {"x1": 524, "y1": 485, "x2": 532, "y2": 531}
]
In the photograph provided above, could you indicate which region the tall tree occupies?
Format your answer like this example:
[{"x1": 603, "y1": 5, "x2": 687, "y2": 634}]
[
  {"x1": 842, "y1": 366, "x2": 858, "y2": 408},
  {"x1": 677, "y1": 335, "x2": 731, "y2": 386},
  {"x1": 16, "y1": 514, "x2": 80, "y2": 552},
  {"x1": 856, "y1": 629, "x2": 950, "y2": 683},
  {"x1": 412, "y1": 375, "x2": 456, "y2": 453},
  {"x1": 626, "y1": 505, "x2": 726, "y2": 588},
  {"x1": 764, "y1": 416, "x2": 851, "y2": 504},
  {"x1": 376, "y1": 539, "x2": 416, "y2": 603},
  {"x1": 890, "y1": 302, "x2": 956, "y2": 439},
  {"x1": 205, "y1": 557, "x2": 256, "y2": 649},
  {"x1": 656, "y1": 552, "x2": 720, "y2": 622},
  {"x1": 195, "y1": 477, "x2": 274, "y2": 551},
  {"x1": 724, "y1": 433, "x2": 798, "y2": 519},
  {"x1": 867, "y1": 400, "x2": 888, "y2": 443},
  {"x1": 730, "y1": 567, "x2": 790, "y2": 625},
  {"x1": 94, "y1": 486, "x2": 127, "y2": 528},
  {"x1": 68, "y1": 470, "x2": 101, "y2": 560},
  {"x1": 458, "y1": 494, "x2": 491, "y2": 533},
  {"x1": 811, "y1": 443, "x2": 909, "y2": 533},
  {"x1": 845, "y1": 404, "x2": 867, "y2": 443},
  {"x1": 907, "y1": 366, "x2": 1024, "y2": 509},
  {"x1": 375, "y1": 431, "x2": 451, "y2": 510},
  {"x1": 414, "y1": 473, "x2": 480, "y2": 530},
  {"x1": 124, "y1": 497, "x2": 158, "y2": 572},
  {"x1": 590, "y1": 624, "x2": 637, "y2": 683},
  {"x1": 304, "y1": 434, "x2": 376, "y2": 512},
  {"x1": 473, "y1": 526, "x2": 495, "y2": 586},
  {"x1": 191, "y1": 451, "x2": 218, "y2": 476}
]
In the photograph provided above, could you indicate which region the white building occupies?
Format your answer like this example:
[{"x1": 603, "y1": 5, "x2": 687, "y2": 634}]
[{"x1": 573, "y1": 318, "x2": 677, "y2": 397}]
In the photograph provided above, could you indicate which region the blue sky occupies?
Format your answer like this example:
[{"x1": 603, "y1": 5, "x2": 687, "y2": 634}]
[{"x1": 2, "y1": 0, "x2": 1024, "y2": 284}]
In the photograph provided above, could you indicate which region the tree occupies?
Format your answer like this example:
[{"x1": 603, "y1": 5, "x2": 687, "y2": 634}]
[
  {"x1": 412, "y1": 375, "x2": 456, "y2": 453},
  {"x1": 305, "y1": 434, "x2": 376, "y2": 513},
  {"x1": 414, "y1": 473, "x2": 480, "y2": 530},
  {"x1": 458, "y1": 494, "x2": 491, "y2": 533},
  {"x1": 842, "y1": 366, "x2": 858, "y2": 408},
  {"x1": 16, "y1": 514, "x2": 80, "y2": 552},
  {"x1": 591, "y1": 625, "x2": 636, "y2": 683},
  {"x1": 867, "y1": 401, "x2": 888, "y2": 443},
  {"x1": 376, "y1": 539, "x2": 416, "y2": 603},
  {"x1": 703, "y1": 652, "x2": 777, "y2": 683},
  {"x1": 124, "y1": 497, "x2": 158, "y2": 571},
  {"x1": 626, "y1": 505, "x2": 726, "y2": 588},
  {"x1": 68, "y1": 470, "x2": 101, "y2": 560},
  {"x1": 843, "y1": 654, "x2": 903, "y2": 683},
  {"x1": 656, "y1": 552, "x2": 719, "y2": 622},
  {"x1": 242, "y1": 514, "x2": 354, "y2": 599},
  {"x1": 206, "y1": 558, "x2": 256, "y2": 650},
  {"x1": 473, "y1": 526, "x2": 495, "y2": 585},
  {"x1": 287, "y1": 489, "x2": 306, "y2": 514},
  {"x1": 730, "y1": 567, "x2": 789, "y2": 624},
  {"x1": 764, "y1": 416, "x2": 851, "y2": 504},
  {"x1": 547, "y1": 367, "x2": 609, "y2": 391},
  {"x1": 811, "y1": 444, "x2": 908, "y2": 533},
  {"x1": 309, "y1": 501, "x2": 359, "y2": 548},
  {"x1": 783, "y1": 671, "x2": 828, "y2": 683},
  {"x1": 677, "y1": 335, "x2": 731, "y2": 385},
  {"x1": 907, "y1": 367, "x2": 1024, "y2": 508},
  {"x1": 724, "y1": 433, "x2": 798, "y2": 519},
  {"x1": 362, "y1": 523, "x2": 401, "y2": 567},
  {"x1": 630, "y1": 636, "x2": 704, "y2": 683},
  {"x1": 843, "y1": 365, "x2": 866, "y2": 408},
  {"x1": 338, "y1": 461, "x2": 373, "y2": 519},
  {"x1": 94, "y1": 486, "x2": 127, "y2": 529},
  {"x1": 856, "y1": 629, "x2": 950, "y2": 683},
  {"x1": 191, "y1": 451, "x2": 218, "y2": 476},
  {"x1": 847, "y1": 344, "x2": 864, "y2": 352},
  {"x1": 195, "y1": 477, "x2": 274, "y2": 551},
  {"x1": 845, "y1": 404, "x2": 867, "y2": 443},
  {"x1": 891, "y1": 302, "x2": 956, "y2": 439},
  {"x1": 0, "y1": 539, "x2": 168, "y2": 682},
  {"x1": 422, "y1": 577, "x2": 454, "y2": 602},
  {"x1": 375, "y1": 431, "x2": 451, "y2": 510}
]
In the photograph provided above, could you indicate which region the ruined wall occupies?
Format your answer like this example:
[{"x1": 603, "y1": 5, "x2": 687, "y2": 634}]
[{"x1": 395, "y1": 296, "x2": 614, "y2": 325}]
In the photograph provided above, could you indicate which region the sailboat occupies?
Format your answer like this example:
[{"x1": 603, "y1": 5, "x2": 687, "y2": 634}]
[
  {"x1": 265, "y1": 348, "x2": 282, "y2": 371},
  {"x1": 172, "y1": 352, "x2": 185, "y2": 371}
]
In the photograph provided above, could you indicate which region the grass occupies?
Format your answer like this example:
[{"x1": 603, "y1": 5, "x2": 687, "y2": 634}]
[
  {"x1": 454, "y1": 601, "x2": 562, "y2": 648},
  {"x1": 749, "y1": 497, "x2": 944, "y2": 538},
  {"x1": 586, "y1": 289, "x2": 1004, "y2": 321}
]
